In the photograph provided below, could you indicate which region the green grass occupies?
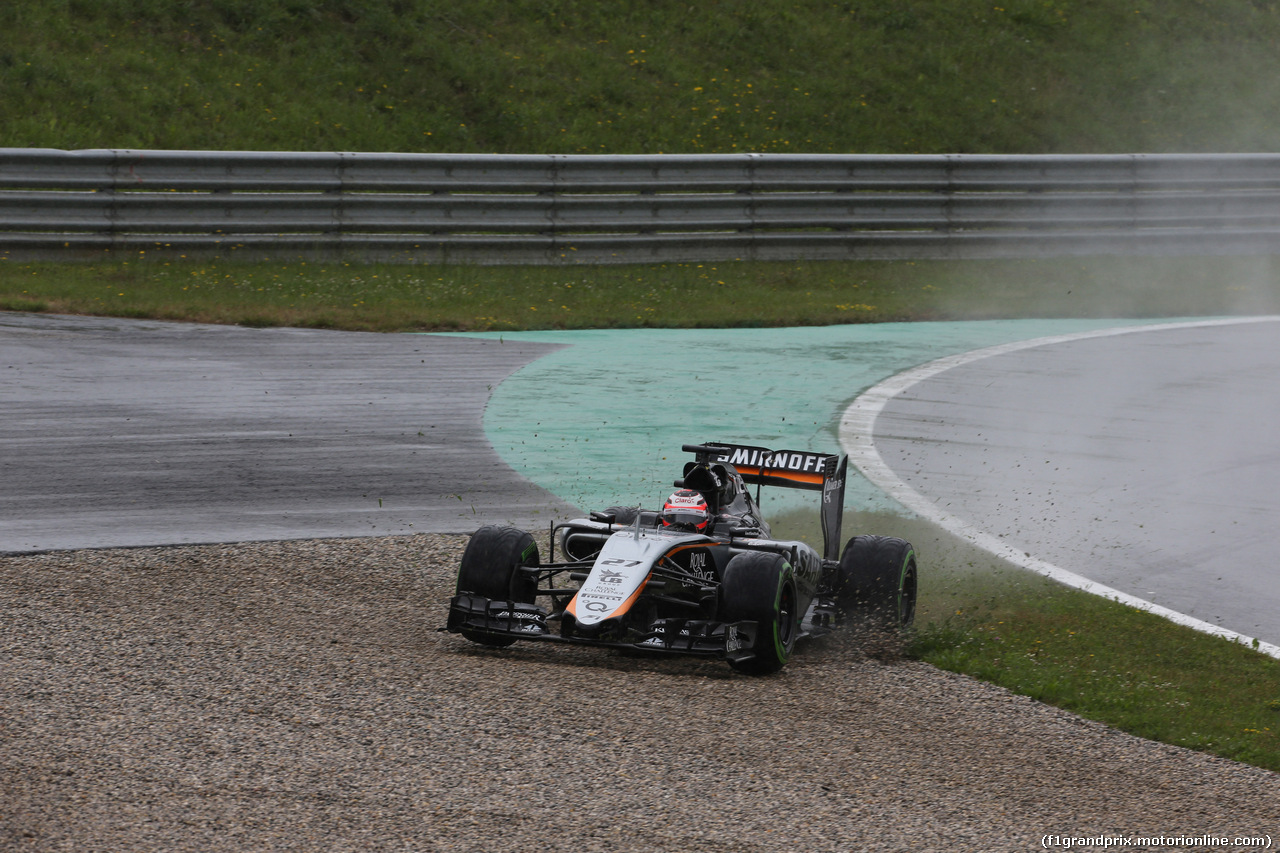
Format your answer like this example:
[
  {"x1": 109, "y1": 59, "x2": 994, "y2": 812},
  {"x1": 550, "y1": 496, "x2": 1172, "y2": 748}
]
[
  {"x1": 772, "y1": 509, "x2": 1280, "y2": 772},
  {"x1": 5, "y1": 254, "x2": 1280, "y2": 331},
  {"x1": 6, "y1": 0, "x2": 1280, "y2": 154},
  {"x1": 913, "y1": 576, "x2": 1280, "y2": 771}
]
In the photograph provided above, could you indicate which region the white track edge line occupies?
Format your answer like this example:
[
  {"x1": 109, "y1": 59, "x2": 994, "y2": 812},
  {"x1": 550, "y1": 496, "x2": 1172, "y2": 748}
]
[{"x1": 839, "y1": 316, "x2": 1280, "y2": 659}]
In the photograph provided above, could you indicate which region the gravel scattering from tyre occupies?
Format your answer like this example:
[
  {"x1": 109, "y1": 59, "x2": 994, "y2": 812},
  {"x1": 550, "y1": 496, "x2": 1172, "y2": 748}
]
[{"x1": 3, "y1": 535, "x2": 1277, "y2": 852}]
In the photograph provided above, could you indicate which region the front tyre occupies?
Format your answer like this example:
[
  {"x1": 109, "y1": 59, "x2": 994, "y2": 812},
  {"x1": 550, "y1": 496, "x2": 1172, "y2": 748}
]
[
  {"x1": 836, "y1": 535, "x2": 917, "y2": 629},
  {"x1": 456, "y1": 525, "x2": 540, "y2": 647},
  {"x1": 719, "y1": 551, "x2": 798, "y2": 675}
]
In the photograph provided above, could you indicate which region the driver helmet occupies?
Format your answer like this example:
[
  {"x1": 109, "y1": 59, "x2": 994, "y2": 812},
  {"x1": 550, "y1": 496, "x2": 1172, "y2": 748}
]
[{"x1": 661, "y1": 489, "x2": 711, "y2": 532}]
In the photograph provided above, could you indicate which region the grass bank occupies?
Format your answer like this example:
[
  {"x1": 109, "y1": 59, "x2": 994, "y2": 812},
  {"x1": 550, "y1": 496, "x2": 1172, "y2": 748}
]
[
  {"x1": 6, "y1": 0, "x2": 1280, "y2": 154},
  {"x1": 5, "y1": 254, "x2": 1280, "y2": 330}
]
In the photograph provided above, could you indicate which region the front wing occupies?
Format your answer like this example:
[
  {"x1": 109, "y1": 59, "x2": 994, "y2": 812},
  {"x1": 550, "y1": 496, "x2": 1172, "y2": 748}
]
[{"x1": 445, "y1": 593, "x2": 761, "y2": 664}]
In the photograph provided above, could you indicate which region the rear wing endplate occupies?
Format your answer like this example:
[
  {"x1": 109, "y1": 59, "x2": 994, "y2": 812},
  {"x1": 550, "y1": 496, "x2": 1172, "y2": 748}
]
[{"x1": 683, "y1": 442, "x2": 848, "y2": 562}]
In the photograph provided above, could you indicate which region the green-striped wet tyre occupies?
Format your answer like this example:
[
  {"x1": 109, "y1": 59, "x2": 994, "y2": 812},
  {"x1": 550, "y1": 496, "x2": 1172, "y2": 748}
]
[
  {"x1": 836, "y1": 535, "x2": 917, "y2": 629},
  {"x1": 456, "y1": 525, "x2": 540, "y2": 648},
  {"x1": 718, "y1": 551, "x2": 798, "y2": 675}
]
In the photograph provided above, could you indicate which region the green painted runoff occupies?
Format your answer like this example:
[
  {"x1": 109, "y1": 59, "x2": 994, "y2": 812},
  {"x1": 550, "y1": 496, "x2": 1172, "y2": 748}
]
[{"x1": 450, "y1": 318, "x2": 1173, "y2": 518}]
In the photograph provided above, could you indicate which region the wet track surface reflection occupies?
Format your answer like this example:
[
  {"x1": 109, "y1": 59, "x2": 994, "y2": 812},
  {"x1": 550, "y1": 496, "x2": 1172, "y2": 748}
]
[{"x1": 865, "y1": 318, "x2": 1280, "y2": 647}]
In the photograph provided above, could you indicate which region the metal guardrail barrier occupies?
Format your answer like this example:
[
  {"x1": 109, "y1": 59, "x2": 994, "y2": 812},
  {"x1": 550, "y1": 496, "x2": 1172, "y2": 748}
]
[{"x1": 3, "y1": 149, "x2": 1280, "y2": 262}]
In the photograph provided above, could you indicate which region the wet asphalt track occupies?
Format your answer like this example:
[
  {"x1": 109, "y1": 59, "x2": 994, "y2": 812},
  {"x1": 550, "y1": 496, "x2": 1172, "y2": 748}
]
[
  {"x1": 860, "y1": 316, "x2": 1280, "y2": 647},
  {"x1": 0, "y1": 312, "x2": 578, "y2": 552}
]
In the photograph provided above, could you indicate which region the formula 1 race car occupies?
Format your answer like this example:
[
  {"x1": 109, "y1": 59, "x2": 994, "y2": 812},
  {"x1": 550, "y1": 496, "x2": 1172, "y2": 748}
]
[{"x1": 445, "y1": 442, "x2": 918, "y2": 674}]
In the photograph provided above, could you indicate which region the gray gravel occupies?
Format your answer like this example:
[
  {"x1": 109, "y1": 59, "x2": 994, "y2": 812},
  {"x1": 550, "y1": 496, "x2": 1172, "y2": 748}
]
[{"x1": 3, "y1": 535, "x2": 1277, "y2": 852}]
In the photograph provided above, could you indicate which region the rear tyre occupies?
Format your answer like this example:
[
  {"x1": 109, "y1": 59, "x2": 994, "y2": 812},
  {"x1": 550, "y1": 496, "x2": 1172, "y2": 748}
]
[
  {"x1": 836, "y1": 535, "x2": 917, "y2": 629},
  {"x1": 456, "y1": 525, "x2": 540, "y2": 647},
  {"x1": 718, "y1": 551, "x2": 798, "y2": 675}
]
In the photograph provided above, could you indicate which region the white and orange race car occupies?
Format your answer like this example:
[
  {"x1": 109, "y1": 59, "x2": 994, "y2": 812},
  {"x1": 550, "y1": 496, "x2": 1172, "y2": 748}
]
[{"x1": 444, "y1": 442, "x2": 918, "y2": 674}]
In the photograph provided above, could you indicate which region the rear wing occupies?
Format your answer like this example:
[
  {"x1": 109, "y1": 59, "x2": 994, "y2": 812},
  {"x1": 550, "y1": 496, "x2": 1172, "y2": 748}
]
[{"x1": 682, "y1": 442, "x2": 848, "y2": 562}]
